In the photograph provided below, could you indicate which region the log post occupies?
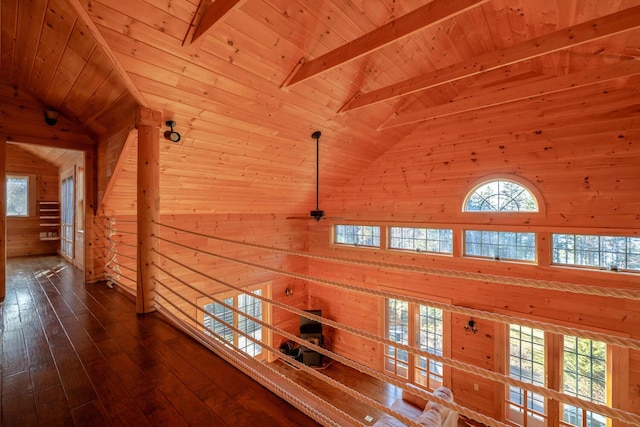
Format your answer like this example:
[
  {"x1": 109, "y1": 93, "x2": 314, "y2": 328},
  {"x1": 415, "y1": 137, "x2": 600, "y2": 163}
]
[
  {"x1": 136, "y1": 108, "x2": 162, "y2": 314},
  {"x1": 0, "y1": 141, "x2": 5, "y2": 301}
]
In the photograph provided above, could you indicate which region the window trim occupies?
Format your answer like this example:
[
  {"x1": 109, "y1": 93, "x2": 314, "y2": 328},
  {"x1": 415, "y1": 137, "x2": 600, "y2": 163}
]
[
  {"x1": 6, "y1": 174, "x2": 37, "y2": 218},
  {"x1": 495, "y1": 309, "x2": 628, "y2": 427},
  {"x1": 196, "y1": 281, "x2": 272, "y2": 362},
  {"x1": 383, "y1": 295, "x2": 452, "y2": 391},
  {"x1": 462, "y1": 174, "x2": 545, "y2": 215}
]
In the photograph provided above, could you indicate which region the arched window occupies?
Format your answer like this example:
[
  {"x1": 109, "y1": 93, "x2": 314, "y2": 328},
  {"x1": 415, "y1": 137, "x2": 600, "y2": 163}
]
[{"x1": 464, "y1": 179, "x2": 538, "y2": 212}]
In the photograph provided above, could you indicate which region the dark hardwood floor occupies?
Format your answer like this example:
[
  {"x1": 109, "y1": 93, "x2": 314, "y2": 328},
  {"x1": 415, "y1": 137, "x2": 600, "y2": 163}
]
[{"x1": 0, "y1": 255, "x2": 322, "y2": 426}]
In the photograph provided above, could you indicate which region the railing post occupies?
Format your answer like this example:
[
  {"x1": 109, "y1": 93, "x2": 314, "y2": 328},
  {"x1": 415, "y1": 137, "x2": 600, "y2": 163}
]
[
  {"x1": 136, "y1": 107, "x2": 162, "y2": 314},
  {"x1": 0, "y1": 141, "x2": 6, "y2": 301}
]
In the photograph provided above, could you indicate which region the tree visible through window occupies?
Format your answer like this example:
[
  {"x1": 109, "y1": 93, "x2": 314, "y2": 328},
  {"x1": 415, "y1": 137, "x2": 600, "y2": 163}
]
[
  {"x1": 6, "y1": 176, "x2": 29, "y2": 216},
  {"x1": 465, "y1": 180, "x2": 538, "y2": 212}
]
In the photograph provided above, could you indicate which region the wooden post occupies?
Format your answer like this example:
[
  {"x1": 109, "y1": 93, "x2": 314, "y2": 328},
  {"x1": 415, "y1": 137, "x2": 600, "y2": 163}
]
[
  {"x1": 0, "y1": 141, "x2": 5, "y2": 301},
  {"x1": 136, "y1": 108, "x2": 162, "y2": 314}
]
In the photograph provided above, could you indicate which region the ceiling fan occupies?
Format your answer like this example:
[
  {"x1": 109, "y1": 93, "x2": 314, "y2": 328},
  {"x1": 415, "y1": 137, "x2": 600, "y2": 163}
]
[{"x1": 287, "y1": 131, "x2": 342, "y2": 222}]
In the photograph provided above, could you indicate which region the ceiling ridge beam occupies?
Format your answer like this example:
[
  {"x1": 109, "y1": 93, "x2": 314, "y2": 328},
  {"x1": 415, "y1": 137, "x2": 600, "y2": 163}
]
[
  {"x1": 66, "y1": 0, "x2": 148, "y2": 107},
  {"x1": 379, "y1": 59, "x2": 640, "y2": 130},
  {"x1": 343, "y1": 5, "x2": 640, "y2": 113},
  {"x1": 283, "y1": 0, "x2": 490, "y2": 88}
]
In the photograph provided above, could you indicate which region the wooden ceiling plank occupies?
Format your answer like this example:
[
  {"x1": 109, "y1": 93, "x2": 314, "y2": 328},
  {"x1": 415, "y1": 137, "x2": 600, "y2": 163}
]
[
  {"x1": 285, "y1": 0, "x2": 490, "y2": 87},
  {"x1": 66, "y1": 0, "x2": 148, "y2": 107},
  {"x1": 14, "y1": 0, "x2": 47, "y2": 88},
  {"x1": 0, "y1": 0, "x2": 19, "y2": 82},
  {"x1": 191, "y1": 0, "x2": 246, "y2": 45},
  {"x1": 343, "y1": 5, "x2": 640, "y2": 112},
  {"x1": 29, "y1": 1, "x2": 76, "y2": 101},
  {"x1": 381, "y1": 60, "x2": 640, "y2": 129}
]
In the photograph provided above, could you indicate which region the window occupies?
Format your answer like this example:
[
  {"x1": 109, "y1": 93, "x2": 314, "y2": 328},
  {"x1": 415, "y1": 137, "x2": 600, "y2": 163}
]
[
  {"x1": 465, "y1": 230, "x2": 536, "y2": 261},
  {"x1": 335, "y1": 225, "x2": 380, "y2": 247},
  {"x1": 561, "y1": 337, "x2": 608, "y2": 427},
  {"x1": 200, "y1": 283, "x2": 270, "y2": 360},
  {"x1": 389, "y1": 227, "x2": 453, "y2": 254},
  {"x1": 503, "y1": 325, "x2": 611, "y2": 427},
  {"x1": 507, "y1": 325, "x2": 547, "y2": 427},
  {"x1": 465, "y1": 180, "x2": 538, "y2": 212},
  {"x1": 552, "y1": 233, "x2": 640, "y2": 272},
  {"x1": 6, "y1": 175, "x2": 29, "y2": 216},
  {"x1": 385, "y1": 298, "x2": 445, "y2": 390}
]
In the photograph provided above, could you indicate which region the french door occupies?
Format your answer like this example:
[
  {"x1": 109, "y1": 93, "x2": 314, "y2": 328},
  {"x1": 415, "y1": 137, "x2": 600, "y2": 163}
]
[{"x1": 61, "y1": 174, "x2": 74, "y2": 259}]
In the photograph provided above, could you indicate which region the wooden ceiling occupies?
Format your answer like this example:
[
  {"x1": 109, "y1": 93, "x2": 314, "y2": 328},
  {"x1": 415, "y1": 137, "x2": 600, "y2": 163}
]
[{"x1": 1, "y1": 0, "x2": 639, "y2": 215}]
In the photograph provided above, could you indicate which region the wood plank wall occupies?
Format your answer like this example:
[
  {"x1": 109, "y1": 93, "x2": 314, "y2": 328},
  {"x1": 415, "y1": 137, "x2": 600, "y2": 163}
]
[
  {"x1": 306, "y1": 90, "x2": 640, "y2": 421},
  {"x1": 6, "y1": 144, "x2": 59, "y2": 257}
]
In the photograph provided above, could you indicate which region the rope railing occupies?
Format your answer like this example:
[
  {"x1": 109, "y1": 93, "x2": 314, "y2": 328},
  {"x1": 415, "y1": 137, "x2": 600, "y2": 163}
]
[
  {"x1": 153, "y1": 285, "x2": 360, "y2": 427},
  {"x1": 153, "y1": 276, "x2": 491, "y2": 427},
  {"x1": 103, "y1": 216, "x2": 137, "y2": 291},
  {"x1": 154, "y1": 221, "x2": 640, "y2": 301},
  {"x1": 151, "y1": 248, "x2": 640, "y2": 426},
  {"x1": 101, "y1": 217, "x2": 640, "y2": 426},
  {"x1": 153, "y1": 234, "x2": 640, "y2": 353},
  {"x1": 153, "y1": 258, "x2": 512, "y2": 426}
]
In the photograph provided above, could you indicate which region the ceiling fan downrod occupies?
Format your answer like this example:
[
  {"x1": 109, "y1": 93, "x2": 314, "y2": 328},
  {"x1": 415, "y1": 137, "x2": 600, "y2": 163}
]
[{"x1": 310, "y1": 131, "x2": 325, "y2": 221}]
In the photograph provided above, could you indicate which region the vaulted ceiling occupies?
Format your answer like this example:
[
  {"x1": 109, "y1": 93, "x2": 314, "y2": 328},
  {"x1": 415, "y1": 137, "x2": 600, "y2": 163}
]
[{"x1": 1, "y1": 0, "x2": 639, "y2": 215}]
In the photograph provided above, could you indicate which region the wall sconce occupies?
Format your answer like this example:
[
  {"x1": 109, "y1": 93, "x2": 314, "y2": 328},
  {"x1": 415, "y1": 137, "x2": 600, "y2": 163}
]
[
  {"x1": 44, "y1": 109, "x2": 59, "y2": 126},
  {"x1": 464, "y1": 319, "x2": 478, "y2": 334},
  {"x1": 285, "y1": 287, "x2": 293, "y2": 296},
  {"x1": 164, "y1": 120, "x2": 181, "y2": 143}
]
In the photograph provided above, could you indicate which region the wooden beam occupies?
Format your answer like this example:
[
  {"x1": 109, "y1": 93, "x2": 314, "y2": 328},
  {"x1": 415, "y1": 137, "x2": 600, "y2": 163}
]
[
  {"x1": 66, "y1": 0, "x2": 148, "y2": 107},
  {"x1": 380, "y1": 60, "x2": 640, "y2": 129},
  {"x1": 342, "y1": 5, "x2": 640, "y2": 112},
  {"x1": 190, "y1": 0, "x2": 247, "y2": 45},
  {"x1": 136, "y1": 107, "x2": 161, "y2": 314},
  {"x1": 284, "y1": 0, "x2": 490, "y2": 87},
  {"x1": 0, "y1": 141, "x2": 5, "y2": 301}
]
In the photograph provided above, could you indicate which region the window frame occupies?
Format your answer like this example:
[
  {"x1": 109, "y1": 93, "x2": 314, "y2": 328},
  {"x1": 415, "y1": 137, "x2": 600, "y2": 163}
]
[
  {"x1": 334, "y1": 224, "x2": 381, "y2": 248},
  {"x1": 496, "y1": 311, "x2": 627, "y2": 427},
  {"x1": 6, "y1": 174, "x2": 36, "y2": 218},
  {"x1": 388, "y1": 226, "x2": 453, "y2": 255},
  {"x1": 196, "y1": 282, "x2": 272, "y2": 362},
  {"x1": 551, "y1": 233, "x2": 640, "y2": 273},
  {"x1": 464, "y1": 229, "x2": 537, "y2": 263},
  {"x1": 384, "y1": 296, "x2": 451, "y2": 391},
  {"x1": 463, "y1": 175, "x2": 545, "y2": 216}
]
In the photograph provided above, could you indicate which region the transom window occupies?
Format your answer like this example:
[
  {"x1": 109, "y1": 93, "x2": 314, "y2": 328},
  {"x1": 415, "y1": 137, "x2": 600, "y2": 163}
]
[
  {"x1": 552, "y1": 233, "x2": 640, "y2": 272},
  {"x1": 385, "y1": 299, "x2": 445, "y2": 391},
  {"x1": 389, "y1": 227, "x2": 453, "y2": 254},
  {"x1": 465, "y1": 179, "x2": 538, "y2": 212},
  {"x1": 6, "y1": 175, "x2": 29, "y2": 217},
  {"x1": 465, "y1": 230, "x2": 536, "y2": 261},
  {"x1": 335, "y1": 225, "x2": 380, "y2": 247}
]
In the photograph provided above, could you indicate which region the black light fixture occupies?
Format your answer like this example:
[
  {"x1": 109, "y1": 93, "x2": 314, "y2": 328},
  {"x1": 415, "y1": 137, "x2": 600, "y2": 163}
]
[
  {"x1": 464, "y1": 319, "x2": 478, "y2": 334},
  {"x1": 44, "y1": 109, "x2": 59, "y2": 126},
  {"x1": 164, "y1": 120, "x2": 181, "y2": 143}
]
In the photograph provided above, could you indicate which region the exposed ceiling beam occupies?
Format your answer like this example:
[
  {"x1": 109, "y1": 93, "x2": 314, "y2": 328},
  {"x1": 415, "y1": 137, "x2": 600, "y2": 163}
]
[
  {"x1": 189, "y1": 0, "x2": 247, "y2": 45},
  {"x1": 379, "y1": 60, "x2": 640, "y2": 130},
  {"x1": 283, "y1": 0, "x2": 490, "y2": 88},
  {"x1": 342, "y1": 5, "x2": 640, "y2": 113},
  {"x1": 66, "y1": 0, "x2": 148, "y2": 107}
]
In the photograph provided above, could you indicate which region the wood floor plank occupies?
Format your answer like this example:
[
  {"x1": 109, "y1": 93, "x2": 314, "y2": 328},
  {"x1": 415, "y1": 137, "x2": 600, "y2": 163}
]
[{"x1": 2, "y1": 256, "x2": 323, "y2": 427}]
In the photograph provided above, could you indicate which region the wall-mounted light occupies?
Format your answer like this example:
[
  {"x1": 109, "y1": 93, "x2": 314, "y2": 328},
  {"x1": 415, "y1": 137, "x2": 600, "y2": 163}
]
[
  {"x1": 464, "y1": 319, "x2": 478, "y2": 334},
  {"x1": 285, "y1": 287, "x2": 293, "y2": 296},
  {"x1": 44, "y1": 109, "x2": 59, "y2": 126},
  {"x1": 163, "y1": 120, "x2": 181, "y2": 143}
]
